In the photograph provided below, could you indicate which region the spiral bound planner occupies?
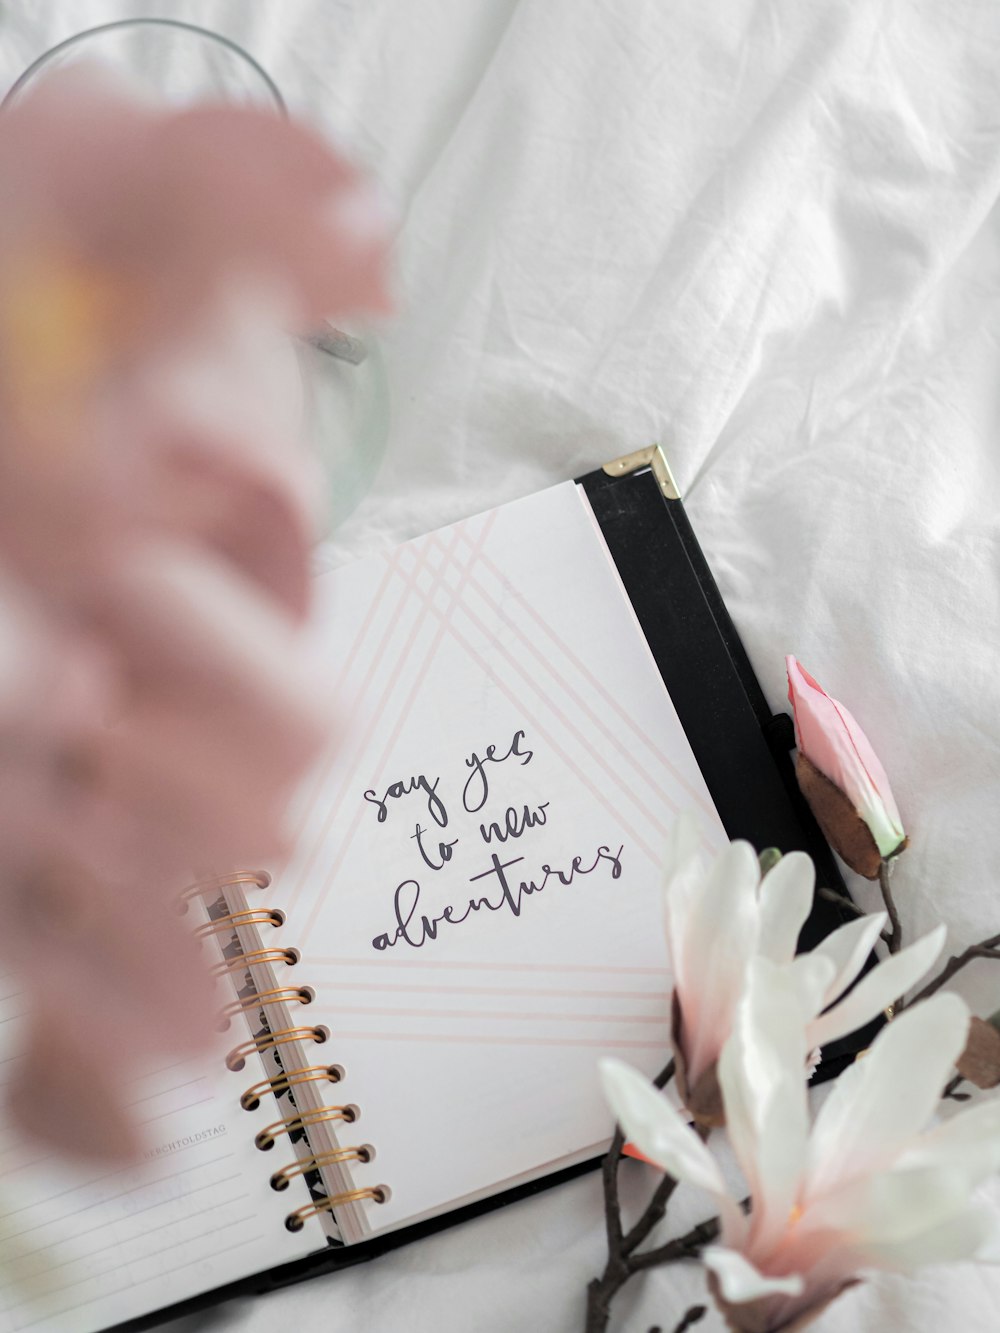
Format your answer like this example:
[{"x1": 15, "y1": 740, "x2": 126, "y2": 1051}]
[
  {"x1": 0, "y1": 456, "x2": 858, "y2": 1333},
  {"x1": 194, "y1": 869, "x2": 390, "y2": 1241}
]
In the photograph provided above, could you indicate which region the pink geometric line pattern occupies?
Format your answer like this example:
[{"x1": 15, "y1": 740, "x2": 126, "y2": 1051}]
[
  {"x1": 319, "y1": 1004, "x2": 668, "y2": 1024},
  {"x1": 282, "y1": 556, "x2": 399, "y2": 862},
  {"x1": 459, "y1": 530, "x2": 718, "y2": 819},
  {"x1": 423, "y1": 532, "x2": 681, "y2": 844},
  {"x1": 282, "y1": 514, "x2": 490, "y2": 922},
  {"x1": 327, "y1": 1030, "x2": 667, "y2": 1050},
  {"x1": 309, "y1": 980, "x2": 670, "y2": 1000},
  {"x1": 297, "y1": 510, "x2": 500, "y2": 948},
  {"x1": 280, "y1": 538, "x2": 443, "y2": 917},
  {"x1": 309, "y1": 956, "x2": 667, "y2": 976},
  {"x1": 387, "y1": 553, "x2": 662, "y2": 864}
]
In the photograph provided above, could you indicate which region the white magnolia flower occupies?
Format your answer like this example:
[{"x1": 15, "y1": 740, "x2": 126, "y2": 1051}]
[
  {"x1": 602, "y1": 966, "x2": 1000, "y2": 1333},
  {"x1": 664, "y1": 814, "x2": 945, "y2": 1122}
]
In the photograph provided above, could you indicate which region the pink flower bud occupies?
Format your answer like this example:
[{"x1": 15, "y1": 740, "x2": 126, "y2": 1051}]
[{"x1": 785, "y1": 656, "x2": 907, "y2": 877}]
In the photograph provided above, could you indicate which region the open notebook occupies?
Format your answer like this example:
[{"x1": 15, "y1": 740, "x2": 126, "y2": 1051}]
[{"x1": 0, "y1": 461, "x2": 854, "y2": 1332}]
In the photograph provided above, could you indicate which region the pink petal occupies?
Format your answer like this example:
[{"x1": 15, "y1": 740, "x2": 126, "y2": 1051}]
[
  {"x1": 0, "y1": 65, "x2": 391, "y2": 344},
  {"x1": 786, "y1": 657, "x2": 906, "y2": 858},
  {"x1": 84, "y1": 541, "x2": 331, "y2": 865}
]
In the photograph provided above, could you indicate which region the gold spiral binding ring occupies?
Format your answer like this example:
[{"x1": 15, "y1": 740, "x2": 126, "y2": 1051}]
[
  {"x1": 255, "y1": 1104, "x2": 358, "y2": 1151},
  {"x1": 285, "y1": 1186, "x2": 387, "y2": 1232},
  {"x1": 212, "y1": 947, "x2": 298, "y2": 978},
  {"x1": 241, "y1": 1064, "x2": 343, "y2": 1112},
  {"x1": 196, "y1": 871, "x2": 386, "y2": 1230},
  {"x1": 270, "y1": 1145, "x2": 372, "y2": 1191},
  {"x1": 197, "y1": 908, "x2": 285, "y2": 937},
  {"x1": 226, "y1": 1025, "x2": 328, "y2": 1072},
  {"x1": 180, "y1": 870, "x2": 271, "y2": 904},
  {"x1": 221, "y1": 986, "x2": 313, "y2": 1021}
]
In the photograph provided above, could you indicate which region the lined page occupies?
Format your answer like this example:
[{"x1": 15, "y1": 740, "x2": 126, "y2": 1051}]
[
  {"x1": 0, "y1": 977, "x2": 316, "y2": 1332},
  {"x1": 271, "y1": 481, "x2": 730, "y2": 1236}
]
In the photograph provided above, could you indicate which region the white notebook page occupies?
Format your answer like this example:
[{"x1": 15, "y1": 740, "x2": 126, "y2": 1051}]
[
  {"x1": 270, "y1": 481, "x2": 729, "y2": 1236},
  {"x1": 0, "y1": 970, "x2": 316, "y2": 1332}
]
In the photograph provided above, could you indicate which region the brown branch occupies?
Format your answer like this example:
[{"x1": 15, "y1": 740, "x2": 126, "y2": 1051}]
[
  {"x1": 622, "y1": 1119, "x2": 705, "y2": 1255},
  {"x1": 586, "y1": 1062, "x2": 739, "y2": 1331},
  {"x1": 631, "y1": 1196, "x2": 750, "y2": 1274},
  {"x1": 621, "y1": 1170, "x2": 679, "y2": 1255},
  {"x1": 588, "y1": 1211, "x2": 722, "y2": 1330},
  {"x1": 942, "y1": 1073, "x2": 972, "y2": 1102},
  {"x1": 629, "y1": 1211, "x2": 722, "y2": 1271},
  {"x1": 653, "y1": 1060, "x2": 676, "y2": 1092},
  {"x1": 910, "y1": 932, "x2": 1000, "y2": 1006},
  {"x1": 598, "y1": 1058, "x2": 678, "y2": 1261},
  {"x1": 670, "y1": 1306, "x2": 708, "y2": 1333},
  {"x1": 647, "y1": 1307, "x2": 708, "y2": 1333},
  {"x1": 818, "y1": 886, "x2": 866, "y2": 919},
  {"x1": 818, "y1": 886, "x2": 891, "y2": 944},
  {"x1": 586, "y1": 1058, "x2": 676, "y2": 1333},
  {"x1": 878, "y1": 860, "x2": 903, "y2": 956},
  {"x1": 601, "y1": 1125, "x2": 626, "y2": 1253}
]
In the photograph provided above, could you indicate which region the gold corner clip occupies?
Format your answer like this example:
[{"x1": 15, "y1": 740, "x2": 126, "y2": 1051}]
[{"x1": 602, "y1": 444, "x2": 680, "y2": 501}]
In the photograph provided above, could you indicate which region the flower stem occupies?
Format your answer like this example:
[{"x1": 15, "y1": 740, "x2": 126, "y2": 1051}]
[
  {"x1": 601, "y1": 1125, "x2": 626, "y2": 1253},
  {"x1": 586, "y1": 1211, "x2": 722, "y2": 1333},
  {"x1": 942, "y1": 1073, "x2": 971, "y2": 1102},
  {"x1": 670, "y1": 1305, "x2": 708, "y2": 1332},
  {"x1": 818, "y1": 885, "x2": 866, "y2": 919},
  {"x1": 653, "y1": 1060, "x2": 677, "y2": 1092},
  {"x1": 818, "y1": 886, "x2": 892, "y2": 944},
  {"x1": 878, "y1": 859, "x2": 903, "y2": 956},
  {"x1": 621, "y1": 1170, "x2": 680, "y2": 1255},
  {"x1": 647, "y1": 1306, "x2": 708, "y2": 1333},
  {"x1": 629, "y1": 1212, "x2": 723, "y2": 1271},
  {"x1": 909, "y1": 932, "x2": 1000, "y2": 1005}
]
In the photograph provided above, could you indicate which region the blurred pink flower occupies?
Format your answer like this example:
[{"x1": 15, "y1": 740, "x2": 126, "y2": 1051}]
[
  {"x1": 786, "y1": 657, "x2": 907, "y2": 879},
  {"x1": 0, "y1": 65, "x2": 389, "y2": 1158},
  {"x1": 0, "y1": 61, "x2": 390, "y2": 604},
  {"x1": 603, "y1": 971, "x2": 1000, "y2": 1333}
]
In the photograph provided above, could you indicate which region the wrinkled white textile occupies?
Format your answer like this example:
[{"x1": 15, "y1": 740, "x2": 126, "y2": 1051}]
[{"x1": 4, "y1": 1, "x2": 1000, "y2": 1329}]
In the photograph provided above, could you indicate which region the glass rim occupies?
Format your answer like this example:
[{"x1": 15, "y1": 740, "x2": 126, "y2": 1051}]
[{"x1": 2, "y1": 17, "x2": 286, "y2": 114}]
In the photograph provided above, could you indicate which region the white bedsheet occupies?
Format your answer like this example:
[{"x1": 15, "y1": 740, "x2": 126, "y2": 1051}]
[{"x1": 4, "y1": 1, "x2": 1000, "y2": 1329}]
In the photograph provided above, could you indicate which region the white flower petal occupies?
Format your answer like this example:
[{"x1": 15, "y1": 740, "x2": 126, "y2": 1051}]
[
  {"x1": 662, "y1": 813, "x2": 709, "y2": 996},
  {"x1": 898, "y1": 1096, "x2": 1000, "y2": 1182},
  {"x1": 806, "y1": 924, "x2": 947, "y2": 1049},
  {"x1": 853, "y1": 1201, "x2": 997, "y2": 1272},
  {"x1": 966, "y1": 1206, "x2": 1000, "y2": 1263},
  {"x1": 804, "y1": 1165, "x2": 970, "y2": 1244},
  {"x1": 599, "y1": 1058, "x2": 726, "y2": 1197},
  {"x1": 703, "y1": 1246, "x2": 804, "y2": 1301},
  {"x1": 809, "y1": 912, "x2": 888, "y2": 1007},
  {"x1": 719, "y1": 960, "x2": 810, "y2": 1248},
  {"x1": 717, "y1": 1027, "x2": 759, "y2": 1207},
  {"x1": 678, "y1": 840, "x2": 761, "y2": 1081},
  {"x1": 756, "y1": 852, "x2": 815, "y2": 964},
  {"x1": 784, "y1": 953, "x2": 839, "y2": 1018},
  {"x1": 805, "y1": 992, "x2": 970, "y2": 1200}
]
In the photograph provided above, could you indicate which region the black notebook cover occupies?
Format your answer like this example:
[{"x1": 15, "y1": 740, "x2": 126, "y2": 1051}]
[{"x1": 114, "y1": 453, "x2": 868, "y2": 1332}]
